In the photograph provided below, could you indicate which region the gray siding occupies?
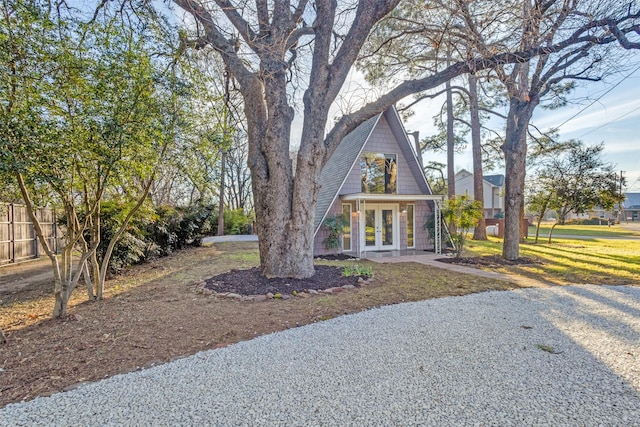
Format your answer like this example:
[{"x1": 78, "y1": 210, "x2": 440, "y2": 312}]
[
  {"x1": 414, "y1": 200, "x2": 431, "y2": 250},
  {"x1": 316, "y1": 198, "x2": 432, "y2": 255},
  {"x1": 341, "y1": 115, "x2": 423, "y2": 195},
  {"x1": 314, "y1": 201, "x2": 359, "y2": 256},
  {"x1": 384, "y1": 109, "x2": 432, "y2": 195}
]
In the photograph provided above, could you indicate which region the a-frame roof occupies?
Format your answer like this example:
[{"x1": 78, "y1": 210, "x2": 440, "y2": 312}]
[
  {"x1": 314, "y1": 106, "x2": 431, "y2": 234},
  {"x1": 313, "y1": 114, "x2": 380, "y2": 233}
]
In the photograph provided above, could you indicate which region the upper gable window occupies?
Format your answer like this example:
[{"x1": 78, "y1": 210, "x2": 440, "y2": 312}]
[{"x1": 361, "y1": 152, "x2": 397, "y2": 194}]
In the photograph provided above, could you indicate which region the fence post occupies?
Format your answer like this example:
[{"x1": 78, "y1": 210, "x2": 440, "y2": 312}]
[
  {"x1": 10, "y1": 203, "x2": 15, "y2": 263},
  {"x1": 34, "y1": 208, "x2": 39, "y2": 258},
  {"x1": 53, "y1": 212, "x2": 58, "y2": 254}
]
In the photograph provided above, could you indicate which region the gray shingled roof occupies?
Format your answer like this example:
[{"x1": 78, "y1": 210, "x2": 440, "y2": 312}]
[
  {"x1": 313, "y1": 114, "x2": 380, "y2": 233},
  {"x1": 623, "y1": 193, "x2": 640, "y2": 209},
  {"x1": 483, "y1": 174, "x2": 504, "y2": 187}
]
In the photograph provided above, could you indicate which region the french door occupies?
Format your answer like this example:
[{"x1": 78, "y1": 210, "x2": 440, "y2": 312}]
[{"x1": 364, "y1": 204, "x2": 398, "y2": 250}]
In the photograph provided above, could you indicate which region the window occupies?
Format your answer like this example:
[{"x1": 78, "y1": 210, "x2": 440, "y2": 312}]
[
  {"x1": 361, "y1": 152, "x2": 397, "y2": 194},
  {"x1": 406, "y1": 204, "x2": 415, "y2": 248},
  {"x1": 342, "y1": 204, "x2": 352, "y2": 251}
]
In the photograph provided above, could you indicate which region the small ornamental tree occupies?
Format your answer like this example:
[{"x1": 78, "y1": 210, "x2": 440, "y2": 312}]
[
  {"x1": 441, "y1": 195, "x2": 483, "y2": 258},
  {"x1": 529, "y1": 142, "x2": 622, "y2": 243}
]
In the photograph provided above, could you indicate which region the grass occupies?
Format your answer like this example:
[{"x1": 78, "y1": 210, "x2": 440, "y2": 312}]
[
  {"x1": 528, "y1": 223, "x2": 640, "y2": 238},
  {"x1": 464, "y1": 235, "x2": 640, "y2": 286}
]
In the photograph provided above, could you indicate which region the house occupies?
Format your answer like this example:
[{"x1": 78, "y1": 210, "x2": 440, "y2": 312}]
[
  {"x1": 313, "y1": 107, "x2": 444, "y2": 257},
  {"x1": 454, "y1": 169, "x2": 504, "y2": 218},
  {"x1": 623, "y1": 193, "x2": 640, "y2": 221},
  {"x1": 552, "y1": 192, "x2": 639, "y2": 223}
]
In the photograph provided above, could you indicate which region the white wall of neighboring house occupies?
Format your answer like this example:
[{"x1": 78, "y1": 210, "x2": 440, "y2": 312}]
[{"x1": 454, "y1": 170, "x2": 504, "y2": 218}]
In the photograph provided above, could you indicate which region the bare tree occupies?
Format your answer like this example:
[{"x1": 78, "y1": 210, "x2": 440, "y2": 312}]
[
  {"x1": 456, "y1": 0, "x2": 640, "y2": 259},
  {"x1": 173, "y1": 0, "x2": 640, "y2": 277},
  {"x1": 225, "y1": 132, "x2": 253, "y2": 211}
]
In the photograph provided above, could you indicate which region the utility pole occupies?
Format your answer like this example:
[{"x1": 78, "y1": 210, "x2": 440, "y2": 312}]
[
  {"x1": 217, "y1": 66, "x2": 231, "y2": 236},
  {"x1": 217, "y1": 149, "x2": 226, "y2": 236},
  {"x1": 619, "y1": 170, "x2": 624, "y2": 223}
]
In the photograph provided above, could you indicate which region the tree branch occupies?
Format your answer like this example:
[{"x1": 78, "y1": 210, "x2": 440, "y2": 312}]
[
  {"x1": 325, "y1": 0, "x2": 401, "y2": 100},
  {"x1": 213, "y1": 0, "x2": 259, "y2": 47}
]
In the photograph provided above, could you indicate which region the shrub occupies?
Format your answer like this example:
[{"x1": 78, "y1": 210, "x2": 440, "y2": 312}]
[
  {"x1": 148, "y1": 204, "x2": 216, "y2": 255},
  {"x1": 441, "y1": 196, "x2": 483, "y2": 258},
  {"x1": 322, "y1": 214, "x2": 346, "y2": 250},
  {"x1": 96, "y1": 200, "x2": 156, "y2": 273},
  {"x1": 566, "y1": 217, "x2": 609, "y2": 225},
  {"x1": 96, "y1": 202, "x2": 217, "y2": 274},
  {"x1": 223, "y1": 208, "x2": 254, "y2": 235}
]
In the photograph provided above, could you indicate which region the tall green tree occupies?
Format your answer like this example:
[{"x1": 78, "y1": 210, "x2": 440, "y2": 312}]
[{"x1": 1, "y1": 1, "x2": 196, "y2": 317}]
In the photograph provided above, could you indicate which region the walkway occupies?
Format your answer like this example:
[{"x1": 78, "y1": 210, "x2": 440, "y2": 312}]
[
  {"x1": 202, "y1": 234, "x2": 258, "y2": 243},
  {"x1": 202, "y1": 234, "x2": 549, "y2": 288}
]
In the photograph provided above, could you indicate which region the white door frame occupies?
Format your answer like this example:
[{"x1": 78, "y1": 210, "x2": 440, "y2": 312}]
[{"x1": 361, "y1": 203, "x2": 399, "y2": 251}]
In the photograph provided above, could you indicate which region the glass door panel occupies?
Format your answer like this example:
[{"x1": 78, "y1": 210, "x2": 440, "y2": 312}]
[
  {"x1": 365, "y1": 209, "x2": 376, "y2": 247},
  {"x1": 362, "y1": 204, "x2": 397, "y2": 251},
  {"x1": 381, "y1": 209, "x2": 393, "y2": 246}
]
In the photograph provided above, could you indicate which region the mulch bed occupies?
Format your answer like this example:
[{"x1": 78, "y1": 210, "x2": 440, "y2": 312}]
[
  {"x1": 436, "y1": 255, "x2": 541, "y2": 267},
  {"x1": 204, "y1": 265, "x2": 363, "y2": 295},
  {"x1": 314, "y1": 254, "x2": 357, "y2": 261}
]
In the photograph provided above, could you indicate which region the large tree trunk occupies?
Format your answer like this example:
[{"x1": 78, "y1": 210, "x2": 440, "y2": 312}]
[
  {"x1": 502, "y1": 97, "x2": 536, "y2": 260},
  {"x1": 469, "y1": 73, "x2": 487, "y2": 240},
  {"x1": 242, "y1": 52, "x2": 319, "y2": 278}
]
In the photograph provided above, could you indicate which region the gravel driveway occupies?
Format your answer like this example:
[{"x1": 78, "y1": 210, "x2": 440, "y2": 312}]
[{"x1": 1, "y1": 285, "x2": 639, "y2": 426}]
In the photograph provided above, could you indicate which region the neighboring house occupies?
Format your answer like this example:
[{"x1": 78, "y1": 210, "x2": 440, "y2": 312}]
[
  {"x1": 453, "y1": 169, "x2": 504, "y2": 218},
  {"x1": 313, "y1": 107, "x2": 444, "y2": 257},
  {"x1": 623, "y1": 193, "x2": 640, "y2": 221}
]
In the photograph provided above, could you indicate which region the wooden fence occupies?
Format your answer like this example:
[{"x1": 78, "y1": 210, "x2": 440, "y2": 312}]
[{"x1": 0, "y1": 203, "x2": 59, "y2": 265}]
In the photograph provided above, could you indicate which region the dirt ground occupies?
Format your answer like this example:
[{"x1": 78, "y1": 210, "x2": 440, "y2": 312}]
[
  {"x1": 0, "y1": 242, "x2": 516, "y2": 408},
  {"x1": 0, "y1": 258, "x2": 55, "y2": 294}
]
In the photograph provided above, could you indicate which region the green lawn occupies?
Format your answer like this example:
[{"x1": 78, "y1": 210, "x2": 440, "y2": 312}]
[
  {"x1": 464, "y1": 235, "x2": 640, "y2": 286},
  {"x1": 528, "y1": 224, "x2": 640, "y2": 238}
]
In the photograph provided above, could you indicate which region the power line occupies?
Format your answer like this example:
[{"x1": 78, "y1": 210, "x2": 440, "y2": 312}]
[
  {"x1": 557, "y1": 64, "x2": 640, "y2": 130},
  {"x1": 576, "y1": 103, "x2": 640, "y2": 138},
  {"x1": 627, "y1": 176, "x2": 640, "y2": 191}
]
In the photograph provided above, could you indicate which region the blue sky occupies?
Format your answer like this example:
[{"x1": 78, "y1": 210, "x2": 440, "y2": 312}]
[{"x1": 404, "y1": 70, "x2": 640, "y2": 193}]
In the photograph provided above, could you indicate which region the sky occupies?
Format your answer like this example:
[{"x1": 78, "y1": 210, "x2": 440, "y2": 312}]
[{"x1": 402, "y1": 68, "x2": 640, "y2": 193}]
